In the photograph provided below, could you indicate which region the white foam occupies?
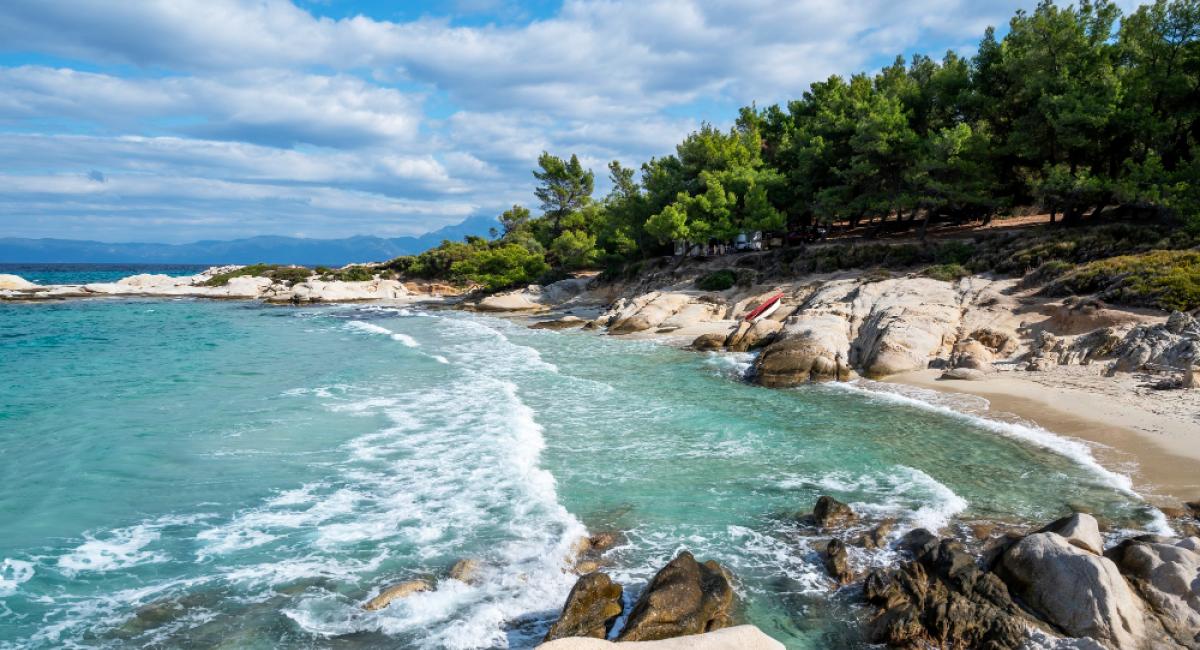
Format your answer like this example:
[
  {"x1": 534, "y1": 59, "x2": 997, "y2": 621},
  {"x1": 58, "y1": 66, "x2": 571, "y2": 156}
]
[
  {"x1": 57, "y1": 523, "x2": 173, "y2": 576},
  {"x1": 832, "y1": 381, "x2": 1137, "y2": 495},
  {"x1": 780, "y1": 465, "x2": 969, "y2": 534},
  {"x1": 346, "y1": 320, "x2": 419, "y2": 348},
  {"x1": 0, "y1": 558, "x2": 34, "y2": 597}
]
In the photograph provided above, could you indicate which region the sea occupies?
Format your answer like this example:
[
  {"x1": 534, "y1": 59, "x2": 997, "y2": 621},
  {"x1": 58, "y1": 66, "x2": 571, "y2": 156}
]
[{"x1": 0, "y1": 264, "x2": 1167, "y2": 649}]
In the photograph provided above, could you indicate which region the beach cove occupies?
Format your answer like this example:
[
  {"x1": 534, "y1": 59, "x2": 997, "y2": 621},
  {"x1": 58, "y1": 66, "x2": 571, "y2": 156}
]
[{"x1": 1, "y1": 263, "x2": 1198, "y2": 648}]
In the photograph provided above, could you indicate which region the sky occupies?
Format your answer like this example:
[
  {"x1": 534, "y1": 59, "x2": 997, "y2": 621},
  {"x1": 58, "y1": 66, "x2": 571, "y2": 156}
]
[{"x1": 0, "y1": 0, "x2": 1144, "y2": 244}]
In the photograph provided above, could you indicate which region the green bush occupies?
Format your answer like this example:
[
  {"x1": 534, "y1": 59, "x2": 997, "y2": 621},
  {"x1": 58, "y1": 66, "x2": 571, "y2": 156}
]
[
  {"x1": 1047, "y1": 250, "x2": 1200, "y2": 311},
  {"x1": 933, "y1": 241, "x2": 976, "y2": 265},
  {"x1": 203, "y1": 264, "x2": 312, "y2": 287},
  {"x1": 922, "y1": 263, "x2": 969, "y2": 282},
  {"x1": 450, "y1": 243, "x2": 549, "y2": 292},
  {"x1": 696, "y1": 269, "x2": 737, "y2": 291}
]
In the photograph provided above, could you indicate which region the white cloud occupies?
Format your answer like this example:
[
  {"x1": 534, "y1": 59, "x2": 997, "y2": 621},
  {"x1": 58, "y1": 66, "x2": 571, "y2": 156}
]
[{"x1": 0, "y1": 0, "x2": 1128, "y2": 242}]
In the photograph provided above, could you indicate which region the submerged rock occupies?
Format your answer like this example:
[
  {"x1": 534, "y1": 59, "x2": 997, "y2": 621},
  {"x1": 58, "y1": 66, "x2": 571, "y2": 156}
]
[
  {"x1": 362, "y1": 579, "x2": 431, "y2": 611},
  {"x1": 530, "y1": 316, "x2": 586, "y2": 330},
  {"x1": 616, "y1": 551, "x2": 734, "y2": 642},
  {"x1": 449, "y1": 558, "x2": 481, "y2": 584},
  {"x1": 543, "y1": 572, "x2": 624, "y2": 641}
]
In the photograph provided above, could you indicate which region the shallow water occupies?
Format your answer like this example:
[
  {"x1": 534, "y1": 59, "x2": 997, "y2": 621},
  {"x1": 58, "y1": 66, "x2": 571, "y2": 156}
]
[{"x1": 0, "y1": 298, "x2": 1165, "y2": 648}]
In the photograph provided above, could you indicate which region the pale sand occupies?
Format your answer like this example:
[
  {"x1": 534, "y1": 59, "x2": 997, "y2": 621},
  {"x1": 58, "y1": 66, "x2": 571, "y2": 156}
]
[{"x1": 889, "y1": 367, "x2": 1200, "y2": 505}]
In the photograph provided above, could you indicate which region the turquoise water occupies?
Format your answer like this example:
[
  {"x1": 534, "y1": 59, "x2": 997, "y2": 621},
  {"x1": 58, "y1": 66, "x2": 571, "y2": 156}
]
[
  {"x1": 0, "y1": 298, "x2": 1164, "y2": 649},
  {"x1": 0, "y1": 263, "x2": 208, "y2": 285}
]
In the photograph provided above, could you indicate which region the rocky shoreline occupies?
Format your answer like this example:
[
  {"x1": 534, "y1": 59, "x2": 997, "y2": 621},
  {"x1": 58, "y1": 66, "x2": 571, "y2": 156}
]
[
  {"x1": 517, "y1": 497, "x2": 1200, "y2": 649},
  {"x1": 5, "y1": 262, "x2": 1199, "y2": 648}
]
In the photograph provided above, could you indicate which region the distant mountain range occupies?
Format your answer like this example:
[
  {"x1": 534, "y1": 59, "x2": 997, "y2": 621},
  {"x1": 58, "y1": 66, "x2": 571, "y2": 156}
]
[{"x1": 0, "y1": 215, "x2": 499, "y2": 266}]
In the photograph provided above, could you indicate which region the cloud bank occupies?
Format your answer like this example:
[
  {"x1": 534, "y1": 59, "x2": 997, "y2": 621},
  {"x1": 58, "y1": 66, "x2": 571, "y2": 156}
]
[{"x1": 0, "y1": 0, "x2": 1142, "y2": 242}]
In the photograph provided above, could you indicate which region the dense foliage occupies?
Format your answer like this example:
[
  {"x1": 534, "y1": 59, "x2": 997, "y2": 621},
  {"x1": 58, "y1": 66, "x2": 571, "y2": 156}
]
[
  {"x1": 203, "y1": 264, "x2": 311, "y2": 286},
  {"x1": 394, "y1": 0, "x2": 1200, "y2": 293}
]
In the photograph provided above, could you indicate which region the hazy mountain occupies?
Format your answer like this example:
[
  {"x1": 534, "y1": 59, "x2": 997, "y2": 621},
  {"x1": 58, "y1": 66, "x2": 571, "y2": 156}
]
[{"x1": 0, "y1": 215, "x2": 499, "y2": 266}]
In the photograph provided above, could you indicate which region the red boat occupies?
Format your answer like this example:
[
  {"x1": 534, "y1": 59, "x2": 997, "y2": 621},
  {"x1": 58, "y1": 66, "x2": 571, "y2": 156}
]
[{"x1": 744, "y1": 293, "x2": 783, "y2": 322}]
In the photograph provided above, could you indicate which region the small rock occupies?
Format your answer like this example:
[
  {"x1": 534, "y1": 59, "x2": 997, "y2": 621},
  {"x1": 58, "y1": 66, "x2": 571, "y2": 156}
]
[
  {"x1": 690, "y1": 332, "x2": 728, "y2": 351},
  {"x1": 530, "y1": 316, "x2": 585, "y2": 330},
  {"x1": 543, "y1": 572, "x2": 624, "y2": 641},
  {"x1": 574, "y1": 560, "x2": 602, "y2": 575},
  {"x1": 857, "y1": 519, "x2": 896, "y2": 549},
  {"x1": 363, "y1": 580, "x2": 431, "y2": 611},
  {"x1": 822, "y1": 538, "x2": 854, "y2": 585},
  {"x1": 812, "y1": 496, "x2": 857, "y2": 530},
  {"x1": 1186, "y1": 501, "x2": 1200, "y2": 520},
  {"x1": 449, "y1": 558, "x2": 481, "y2": 584},
  {"x1": 939, "y1": 367, "x2": 987, "y2": 381}
]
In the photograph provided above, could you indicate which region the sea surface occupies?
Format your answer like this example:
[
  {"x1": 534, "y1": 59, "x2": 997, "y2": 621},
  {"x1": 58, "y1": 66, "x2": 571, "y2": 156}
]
[
  {"x1": 0, "y1": 287, "x2": 1167, "y2": 648},
  {"x1": 0, "y1": 263, "x2": 209, "y2": 286}
]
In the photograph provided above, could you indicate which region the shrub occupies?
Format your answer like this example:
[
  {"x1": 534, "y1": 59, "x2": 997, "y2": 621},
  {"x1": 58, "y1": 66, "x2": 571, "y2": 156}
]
[
  {"x1": 696, "y1": 269, "x2": 737, "y2": 291},
  {"x1": 1047, "y1": 250, "x2": 1200, "y2": 312},
  {"x1": 450, "y1": 244, "x2": 549, "y2": 292},
  {"x1": 922, "y1": 263, "x2": 969, "y2": 282},
  {"x1": 203, "y1": 264, "x2": 312, "y2": 287},
  {"x1": 933, "y1": 241, "x2": 976, "y2": 265}
]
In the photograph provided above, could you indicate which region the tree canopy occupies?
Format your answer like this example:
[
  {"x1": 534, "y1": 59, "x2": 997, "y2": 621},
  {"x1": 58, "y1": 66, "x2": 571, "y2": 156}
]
[{"x1": 398, "y1": 0, "x2": 1200, "y2": 292}]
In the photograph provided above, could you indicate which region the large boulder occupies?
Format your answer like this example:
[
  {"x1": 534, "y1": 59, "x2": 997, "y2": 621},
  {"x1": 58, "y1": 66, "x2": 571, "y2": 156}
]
[
  {"x1": 997, "y1": 532, "x2": 1148, "y2": 648},
  {"x1": 864, "y1": 536, "x2": 1033, "y2": 649},
  {"x1": 1106, "y1": 536, "x2": 1200, "y2": 648},
  {"x1": 616, "y1": 551, "x2": 734, "y2": 642},
  {"x1": 537, "y1": 625, "x2": 784, "y2": 649},
  {"x1": 752, "y1": 315, "x2": 853, "y2": 386},
  {"x1": 544, "y1": 572, "x2": 624, "y2": 641}
]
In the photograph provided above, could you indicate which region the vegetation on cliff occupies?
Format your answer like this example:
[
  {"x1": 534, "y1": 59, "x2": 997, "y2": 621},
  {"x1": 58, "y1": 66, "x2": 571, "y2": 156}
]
[{"x1": 385, "y1": 0, "x2": 1199, "y2": 295}]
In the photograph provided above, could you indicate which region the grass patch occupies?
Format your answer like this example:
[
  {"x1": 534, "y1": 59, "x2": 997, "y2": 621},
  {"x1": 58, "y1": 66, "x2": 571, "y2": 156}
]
[
  {"x1": 696, "y1": 269, "x2": 737, "y2": 291},
  {"x1": 203, "y1": 264, "x2": 312, "y2": 287},
  {"x1": 1046, "y1": 250, "x2": 1200, "y2": 311},
  {"x1": 922, "y1": 263, "x2": 969, "y2": 282}
]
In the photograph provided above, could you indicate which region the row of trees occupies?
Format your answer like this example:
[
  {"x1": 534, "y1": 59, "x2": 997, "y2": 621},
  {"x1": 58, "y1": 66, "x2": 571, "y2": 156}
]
[{"x1": 403, "y1": 0, "x2": 1200, "y2": 290}]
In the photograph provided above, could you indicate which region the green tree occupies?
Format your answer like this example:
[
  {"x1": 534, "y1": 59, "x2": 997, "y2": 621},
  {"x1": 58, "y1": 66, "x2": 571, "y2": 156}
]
[{"x1": 533, "y1": 152, "x2": 595, "y2": 236}]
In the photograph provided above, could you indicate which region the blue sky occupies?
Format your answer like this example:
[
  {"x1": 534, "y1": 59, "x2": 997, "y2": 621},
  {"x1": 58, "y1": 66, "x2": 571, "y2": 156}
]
[{"x1": 0, "y1": 0, "x2": 1142, "y2": 243}]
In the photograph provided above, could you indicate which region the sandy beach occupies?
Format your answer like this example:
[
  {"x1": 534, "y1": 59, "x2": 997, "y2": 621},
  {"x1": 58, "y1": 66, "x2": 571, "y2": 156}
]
[{"x1": 890, "y1": 366, "x2": 1200, "y2": 505}]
